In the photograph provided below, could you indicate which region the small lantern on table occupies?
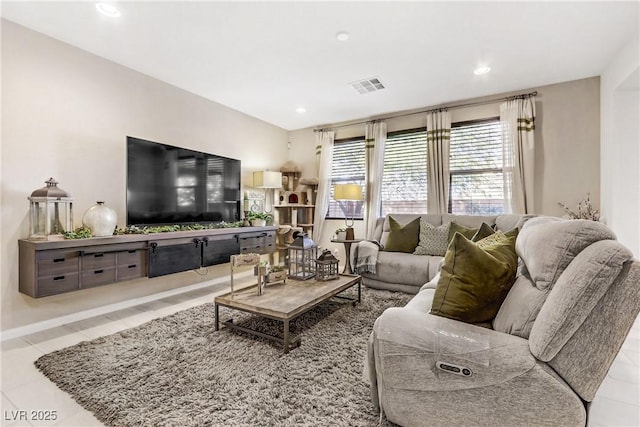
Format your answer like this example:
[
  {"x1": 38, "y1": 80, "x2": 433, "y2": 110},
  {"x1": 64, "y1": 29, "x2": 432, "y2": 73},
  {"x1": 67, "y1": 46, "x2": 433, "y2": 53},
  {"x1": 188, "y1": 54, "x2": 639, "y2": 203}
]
[
  {"x1": 316, "y1": 249, "x2": 339, "y2": 281},
  {"x1": 28, "y1": 177, "x2": 73, "y2": 240},
  {"x1": 288, "y1": 232, "x2": 317, "y2": 280}
]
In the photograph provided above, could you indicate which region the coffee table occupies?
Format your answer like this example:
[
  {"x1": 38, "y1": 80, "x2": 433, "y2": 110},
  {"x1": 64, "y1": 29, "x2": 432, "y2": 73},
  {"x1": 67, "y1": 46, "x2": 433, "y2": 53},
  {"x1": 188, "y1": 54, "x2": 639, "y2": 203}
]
[{"x1": 214, "y1": 274, "x2": 362, "y2": 353}]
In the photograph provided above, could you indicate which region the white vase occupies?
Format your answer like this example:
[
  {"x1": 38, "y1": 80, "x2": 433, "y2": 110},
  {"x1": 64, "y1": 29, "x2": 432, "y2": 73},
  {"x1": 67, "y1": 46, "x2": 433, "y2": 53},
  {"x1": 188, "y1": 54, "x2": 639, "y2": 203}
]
[
  {"x1": 82, "y1": 201, "x2": 117, "y2": 237},
  {"x1": 251, "y1": 219, "x2": 267, "y2": 227}
]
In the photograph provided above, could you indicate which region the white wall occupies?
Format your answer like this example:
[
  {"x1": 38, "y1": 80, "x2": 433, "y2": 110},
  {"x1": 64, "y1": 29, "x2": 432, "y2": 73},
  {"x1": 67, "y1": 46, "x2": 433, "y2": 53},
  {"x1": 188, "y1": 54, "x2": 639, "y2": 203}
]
[
  {"x1": 601, "y1": 34, "x2": 640, "y2": 257},
  {"x1": 288, "y1": 77, "x2": 602, "y2": 262},
  {"x1": 1, "y1": 20, "x2": 288, "y2": 330}
]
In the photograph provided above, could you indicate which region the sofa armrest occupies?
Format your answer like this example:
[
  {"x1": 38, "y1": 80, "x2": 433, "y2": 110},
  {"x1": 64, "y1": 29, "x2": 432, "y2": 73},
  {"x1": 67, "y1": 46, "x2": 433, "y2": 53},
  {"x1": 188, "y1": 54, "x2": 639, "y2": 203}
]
[{"x1": 371, "y1": 307, "x2": 535, "y2": 392}]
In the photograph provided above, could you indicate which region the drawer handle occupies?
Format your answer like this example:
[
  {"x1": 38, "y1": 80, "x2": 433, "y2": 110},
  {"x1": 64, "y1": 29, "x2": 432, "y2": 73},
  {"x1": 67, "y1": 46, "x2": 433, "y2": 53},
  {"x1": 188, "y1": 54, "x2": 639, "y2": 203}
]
[
  {"x1": 53, "y1": 275, "x2": 65, "y2": 281},
  {"x1": 95, "y1": 270, "x2": 104, "y2": 274},
  {"x1": 128, "y1": 264, "x2": 137, "y2": 269},
  {"x1": 53, "y1": 258, "x2": 65, "y2": 263},
  {"x1": 128, "y1": 250, "x2": 136, "y2": 254},
  {"x1": 94, "y1": 253, "x2": 104, "y2": 258}
]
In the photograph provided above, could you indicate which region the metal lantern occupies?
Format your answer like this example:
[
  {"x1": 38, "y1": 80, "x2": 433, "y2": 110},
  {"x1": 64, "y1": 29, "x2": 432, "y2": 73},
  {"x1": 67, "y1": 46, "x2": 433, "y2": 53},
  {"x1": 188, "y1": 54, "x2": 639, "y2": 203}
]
[
  {"x1": 316, "y1": 249, "x2": 339, "y2": 281},
  {"x1": 28, "y1": 178, "x2": 73, "y2": 240},
  {"x1": 288, "y1": 232, "x2": 317, "y2": 280}
]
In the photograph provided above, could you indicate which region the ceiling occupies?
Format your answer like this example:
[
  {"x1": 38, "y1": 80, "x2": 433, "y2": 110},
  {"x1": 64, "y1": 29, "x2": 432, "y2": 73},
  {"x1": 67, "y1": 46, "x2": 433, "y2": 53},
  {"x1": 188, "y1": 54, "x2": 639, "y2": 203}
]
[{"x1": 2, "y1": 1, "x2": 639, "y2": 131}]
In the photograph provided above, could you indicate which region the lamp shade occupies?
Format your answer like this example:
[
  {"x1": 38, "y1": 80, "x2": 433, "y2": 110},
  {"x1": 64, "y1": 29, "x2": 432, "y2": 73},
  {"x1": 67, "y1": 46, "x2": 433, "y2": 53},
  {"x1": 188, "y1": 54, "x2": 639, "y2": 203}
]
[
  {"x1": 334, "y1": 183, "x2": 363, "y2": 201},
  {"x1": 253, "y1": 170, "x2": 282, "y2": 189}
]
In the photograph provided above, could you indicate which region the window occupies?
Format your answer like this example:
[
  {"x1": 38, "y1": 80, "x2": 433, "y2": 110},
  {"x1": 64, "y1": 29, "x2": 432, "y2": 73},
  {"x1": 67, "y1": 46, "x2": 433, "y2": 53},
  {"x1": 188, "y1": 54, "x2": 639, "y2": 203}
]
[
  {"x1": 449, "y1": 119, "x2": 504, "y2": 215},
  {"x1": 326, "y1": 137, "x2": 365, "y2": 219},
  {"x1": 381, "y1": 128, "x2": 428, "y2": 215}
]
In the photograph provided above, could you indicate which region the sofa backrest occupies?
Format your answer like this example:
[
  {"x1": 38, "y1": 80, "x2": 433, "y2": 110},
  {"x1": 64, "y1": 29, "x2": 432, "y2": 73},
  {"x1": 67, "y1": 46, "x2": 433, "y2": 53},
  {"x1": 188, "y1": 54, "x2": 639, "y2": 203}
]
[
  {"x1": 545, "y1": 260, "x2": 640, "y2": 402},
  {"x1": 496, "y1": 216, "x2": 640, "y2": 402},
  {"x1": 374, "y1": 213, "x2": 531, "y2": 247}
]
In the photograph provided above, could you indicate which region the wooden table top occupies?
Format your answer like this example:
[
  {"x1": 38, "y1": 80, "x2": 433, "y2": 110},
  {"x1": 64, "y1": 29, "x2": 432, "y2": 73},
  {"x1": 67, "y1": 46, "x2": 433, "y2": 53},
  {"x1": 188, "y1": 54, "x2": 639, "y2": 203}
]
[{"x1": 214, "y1": 274, "x2": 361, "y2": 320}]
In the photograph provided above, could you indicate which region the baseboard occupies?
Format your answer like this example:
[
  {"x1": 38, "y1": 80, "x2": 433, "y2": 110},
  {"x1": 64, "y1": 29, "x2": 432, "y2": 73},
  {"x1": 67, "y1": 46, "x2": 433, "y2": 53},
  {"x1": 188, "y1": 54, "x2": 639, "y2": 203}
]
[{"x1": 0, "y1": 270, "x2": 252, "y2": 342}]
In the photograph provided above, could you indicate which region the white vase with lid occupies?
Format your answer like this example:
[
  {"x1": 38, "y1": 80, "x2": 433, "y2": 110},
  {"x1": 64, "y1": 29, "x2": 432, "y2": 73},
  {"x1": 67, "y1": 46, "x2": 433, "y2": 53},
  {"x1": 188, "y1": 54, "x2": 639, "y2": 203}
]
[{"x1": 82, "y1": 201, "x2": 117, "y2": 237}]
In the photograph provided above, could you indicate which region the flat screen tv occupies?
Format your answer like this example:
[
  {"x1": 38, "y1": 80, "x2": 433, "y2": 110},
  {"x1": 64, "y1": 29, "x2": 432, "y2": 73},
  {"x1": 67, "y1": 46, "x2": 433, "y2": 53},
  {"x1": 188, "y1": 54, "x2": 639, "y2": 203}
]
[{"x1": 126, "y1": 136, "x2": 241, "y2": 226}]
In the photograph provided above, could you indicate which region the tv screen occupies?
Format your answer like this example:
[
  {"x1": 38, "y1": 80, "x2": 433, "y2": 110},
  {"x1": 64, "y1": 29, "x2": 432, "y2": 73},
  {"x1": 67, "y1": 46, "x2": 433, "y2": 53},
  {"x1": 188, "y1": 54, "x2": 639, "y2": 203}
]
[{"x1": 126, "y1": 137, "x2": 241, "y2": 226}]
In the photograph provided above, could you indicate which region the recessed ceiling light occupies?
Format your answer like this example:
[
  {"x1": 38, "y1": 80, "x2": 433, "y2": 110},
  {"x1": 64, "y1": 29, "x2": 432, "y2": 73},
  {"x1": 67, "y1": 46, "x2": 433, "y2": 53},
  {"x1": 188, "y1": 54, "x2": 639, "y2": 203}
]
[
  {"x1": 336, "y1": 32, "x2": 350, "y2": 41},
  {"x1": 296, "y1": 107, "x2": 307, "y2": 114},
  {"x1": 474, "y1": 66, "x2": 491, "y2": 75},
  {"x1": 96, "y1": 3, "x2": 121, "y2": 18}
]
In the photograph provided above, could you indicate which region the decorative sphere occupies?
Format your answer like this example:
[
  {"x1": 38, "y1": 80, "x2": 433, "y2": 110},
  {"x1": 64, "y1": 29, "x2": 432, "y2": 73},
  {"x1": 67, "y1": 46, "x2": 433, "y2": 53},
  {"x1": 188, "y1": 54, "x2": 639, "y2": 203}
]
[{"x1": 82, "y1": 201, "x2": 117, "y2": 237}]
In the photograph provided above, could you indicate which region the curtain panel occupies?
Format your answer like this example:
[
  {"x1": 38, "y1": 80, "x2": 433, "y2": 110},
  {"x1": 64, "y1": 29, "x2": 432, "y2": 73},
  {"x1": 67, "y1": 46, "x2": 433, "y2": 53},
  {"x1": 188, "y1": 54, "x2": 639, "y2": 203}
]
[
  {"x1": 364, "y1": 121, "x2": 387, "y2": 240},
  {"x1": 313, "y1": 130, "x2": 335, "y2": 240},
  {"x1": 426, "y1": 110, "x2": 452, "y2": 214},
  {"x1": 500, "y1": 97, "x2": 536, "y2": 214}
]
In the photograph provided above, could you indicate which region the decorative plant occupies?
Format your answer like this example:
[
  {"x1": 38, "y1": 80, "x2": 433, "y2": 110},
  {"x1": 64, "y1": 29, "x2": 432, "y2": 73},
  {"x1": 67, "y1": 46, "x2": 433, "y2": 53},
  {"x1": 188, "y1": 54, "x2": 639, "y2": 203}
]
[
  {"x1": 247, "y1": 211, "x2": 272, "y2": 221},
  {"x1": 558, "y1": 193, "x2": 600, "y2": 221},
  {"x1": 63, "y1": 226, "x2": 93, "y2": 239},
  {"x1": 270, "y1": 265, "x2": 286, "y2": 272},
  {"x1": 335, "y1": 228, "x2": 346, "y2": 234}
]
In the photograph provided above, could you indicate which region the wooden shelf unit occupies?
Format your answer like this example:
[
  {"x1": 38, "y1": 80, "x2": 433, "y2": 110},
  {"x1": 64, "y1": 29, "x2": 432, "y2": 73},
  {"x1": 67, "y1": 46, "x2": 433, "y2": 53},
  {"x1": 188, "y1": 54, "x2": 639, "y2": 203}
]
[{"x1": 19, "y1": 226, "x2": 277, "y2": 298}]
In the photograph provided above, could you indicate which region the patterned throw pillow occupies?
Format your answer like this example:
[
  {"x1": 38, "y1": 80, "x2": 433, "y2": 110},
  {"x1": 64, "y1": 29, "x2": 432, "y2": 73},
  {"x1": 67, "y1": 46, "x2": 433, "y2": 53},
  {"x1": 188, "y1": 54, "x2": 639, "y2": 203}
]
[{"x1": 414, "y1": 219, "x2": 450, "y2": 256}]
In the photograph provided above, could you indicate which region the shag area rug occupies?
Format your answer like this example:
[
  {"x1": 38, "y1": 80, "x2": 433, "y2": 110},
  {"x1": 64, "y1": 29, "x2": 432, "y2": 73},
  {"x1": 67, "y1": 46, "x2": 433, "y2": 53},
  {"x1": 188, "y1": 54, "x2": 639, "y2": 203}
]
[{"x1": 35, "y1": 287, "x2": 411, "y2": 427}]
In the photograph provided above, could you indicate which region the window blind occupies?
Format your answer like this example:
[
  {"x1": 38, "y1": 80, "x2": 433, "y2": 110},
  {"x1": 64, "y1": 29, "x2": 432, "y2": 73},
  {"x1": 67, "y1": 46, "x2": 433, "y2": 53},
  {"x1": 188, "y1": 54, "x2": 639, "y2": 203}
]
[
  {"x1": 327, "y1": 138, "x2": 365, "y2": 219},
  {"x1": 449, "y1": 120, "x2": 504, "y2": 215},
  {"x1": 381, "y1": 129, "x2": 428, "y2": 215}
]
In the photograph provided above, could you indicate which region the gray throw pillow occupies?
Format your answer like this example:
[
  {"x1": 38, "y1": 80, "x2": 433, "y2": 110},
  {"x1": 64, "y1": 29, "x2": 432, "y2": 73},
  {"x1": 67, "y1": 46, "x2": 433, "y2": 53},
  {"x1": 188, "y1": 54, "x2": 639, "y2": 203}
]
[{"x1": 414, "y1": 219, "x2": 450, "y2": 256}]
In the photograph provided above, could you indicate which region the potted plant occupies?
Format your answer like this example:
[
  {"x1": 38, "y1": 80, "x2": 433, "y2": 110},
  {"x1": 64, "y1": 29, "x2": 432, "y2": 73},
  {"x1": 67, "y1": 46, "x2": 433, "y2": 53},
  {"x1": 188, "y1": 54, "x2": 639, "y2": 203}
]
[
  {"x1": 335, "y1": 228, "x2": 347, "y2": 240},
  {"x1": 247, "y1": 211, "x2": 272, "y2": 227}
]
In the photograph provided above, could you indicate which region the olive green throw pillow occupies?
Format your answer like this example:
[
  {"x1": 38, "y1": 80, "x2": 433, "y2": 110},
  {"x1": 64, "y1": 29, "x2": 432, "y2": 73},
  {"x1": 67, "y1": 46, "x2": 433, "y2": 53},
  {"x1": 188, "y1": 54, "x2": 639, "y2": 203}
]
[
  {"x1": 472, "y1": 222, "x2": 496, "y2": 241},
  {"x1": 431, "y1": 231, "x2": 518, "y2": 323},
  {"x1": 384, "y1": 216, "x2": 420, "y2": 253},
  {"x1": 448, "y1": 222, "x2": 495, "y2": 243}
]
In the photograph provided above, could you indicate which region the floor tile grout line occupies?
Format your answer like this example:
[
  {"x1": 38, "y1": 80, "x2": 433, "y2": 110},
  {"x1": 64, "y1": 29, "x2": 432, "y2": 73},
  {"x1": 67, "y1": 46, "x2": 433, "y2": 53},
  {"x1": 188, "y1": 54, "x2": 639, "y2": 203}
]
[{"x1": 1, "y1": 271, "x2": 254, "y2": 342}]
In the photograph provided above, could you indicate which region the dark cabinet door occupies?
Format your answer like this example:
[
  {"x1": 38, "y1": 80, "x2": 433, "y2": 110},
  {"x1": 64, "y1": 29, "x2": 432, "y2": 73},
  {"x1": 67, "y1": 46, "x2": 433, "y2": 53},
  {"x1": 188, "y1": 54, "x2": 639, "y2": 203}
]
[
  {"x1": 148, "y1": 242, "x2": 201, "y2": 278},
  {"x1": 202, "y1": 237, "x2": 240, "y2": 267}
]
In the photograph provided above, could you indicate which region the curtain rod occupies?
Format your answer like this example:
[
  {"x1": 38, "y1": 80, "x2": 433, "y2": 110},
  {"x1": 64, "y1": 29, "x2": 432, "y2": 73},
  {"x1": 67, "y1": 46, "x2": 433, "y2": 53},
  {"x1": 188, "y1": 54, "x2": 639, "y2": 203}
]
[{"x1": 314, "y1": 91, "x2": 538, "y2": 132}]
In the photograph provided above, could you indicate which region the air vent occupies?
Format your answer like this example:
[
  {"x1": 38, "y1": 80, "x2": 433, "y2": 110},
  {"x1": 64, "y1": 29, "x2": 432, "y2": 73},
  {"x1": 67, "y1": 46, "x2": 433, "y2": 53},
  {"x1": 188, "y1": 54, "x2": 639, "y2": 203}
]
[{"x1": 350, "y1": 77, "x2": 385, "y2": 94}]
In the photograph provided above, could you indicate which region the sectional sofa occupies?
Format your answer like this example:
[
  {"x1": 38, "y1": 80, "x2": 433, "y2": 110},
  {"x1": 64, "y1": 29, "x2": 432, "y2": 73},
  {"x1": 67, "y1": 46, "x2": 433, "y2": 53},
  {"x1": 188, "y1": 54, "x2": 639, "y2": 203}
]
[
  {"x1": 357, "y1": 213, "x2": 535, "y2": 294},
  {"x1": 364, "y1": 215, "x2": 640, "y2": 426}
]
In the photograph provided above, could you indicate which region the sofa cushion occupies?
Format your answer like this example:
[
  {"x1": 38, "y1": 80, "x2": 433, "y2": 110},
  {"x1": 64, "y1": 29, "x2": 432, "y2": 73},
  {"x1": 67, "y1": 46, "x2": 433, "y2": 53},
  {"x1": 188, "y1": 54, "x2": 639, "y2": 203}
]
[
  {"x1": 373, "y1": 251, "x2": 438, "y2": 287},
  {"x1": 414, "y1": 220, "x2": 450, "y2": 256},
  {"x1": 495, "y1": 214, "x2": 537, "y2": 232},
  {"x1": 431, "y1": 231, "x2": 518, "y2": 323},
  {"x1": 380, "y1": 214, "x2": 441, "y2": 246},
  {"x1": 516, "y1": 217, "x2": 617, "y2": 290},
  {"x1": 384, "y1": 216, "x2": 420, "y2": 253},
  {"x1": 404, "y1": 288, "x2": 436, "y2": 312},
  {"x1": 448, "y1": 222, "x2": 478, "y2": 241},
  {"x1": 529, "y1": 240, "x2": 633, "y2": 362},
  {"x1": 493, "y1": 271, "x2": 548, "y2": 339},
  {"x1": 448, "y1": 222, "x2": 495, "y2": 243},
  {"x1": 442, "y1": 214, "x2": 496, "y2": 229},
  {"x1": 472, "y1": 222, "x2": 495, "y2": 241}
]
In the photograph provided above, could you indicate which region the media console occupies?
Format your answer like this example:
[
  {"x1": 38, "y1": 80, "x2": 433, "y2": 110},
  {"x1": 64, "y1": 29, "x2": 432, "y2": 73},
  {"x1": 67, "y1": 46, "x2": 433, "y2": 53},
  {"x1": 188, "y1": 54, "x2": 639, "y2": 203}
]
[{"x1": 18, "y1": 226, "x2": 277, "y2": 298}]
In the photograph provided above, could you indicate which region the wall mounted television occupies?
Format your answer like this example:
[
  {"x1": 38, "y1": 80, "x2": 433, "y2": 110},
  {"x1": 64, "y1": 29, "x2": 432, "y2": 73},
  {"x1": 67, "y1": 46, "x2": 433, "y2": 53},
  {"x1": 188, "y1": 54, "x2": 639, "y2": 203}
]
[{"x1": 126, "y1": 136, "x2": 241, "y2": 226}]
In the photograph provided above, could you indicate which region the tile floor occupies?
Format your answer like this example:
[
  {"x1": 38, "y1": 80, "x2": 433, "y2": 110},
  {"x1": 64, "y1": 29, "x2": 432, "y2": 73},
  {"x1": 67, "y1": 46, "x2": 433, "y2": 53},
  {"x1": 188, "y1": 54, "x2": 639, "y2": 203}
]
[{"x1": 1, "y1": 282, "x2": 639, "y2": 427}]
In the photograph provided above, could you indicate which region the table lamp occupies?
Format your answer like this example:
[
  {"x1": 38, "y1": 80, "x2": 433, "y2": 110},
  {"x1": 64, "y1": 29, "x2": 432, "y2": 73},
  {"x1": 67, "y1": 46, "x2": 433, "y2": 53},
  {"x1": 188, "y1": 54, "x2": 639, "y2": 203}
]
[
  {"x1": 334, "y1": 183, "x2": 363, "y2": 240},
  {"x1": 253, "y1": 170, "x2": 283, "y2": 213}
]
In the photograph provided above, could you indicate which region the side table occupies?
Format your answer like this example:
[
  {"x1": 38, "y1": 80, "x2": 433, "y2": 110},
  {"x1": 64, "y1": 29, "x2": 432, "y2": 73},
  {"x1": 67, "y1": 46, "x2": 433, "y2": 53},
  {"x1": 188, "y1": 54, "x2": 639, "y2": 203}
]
[{"x1": 331, "y1": 239, "x2": 362, "y2": 274}]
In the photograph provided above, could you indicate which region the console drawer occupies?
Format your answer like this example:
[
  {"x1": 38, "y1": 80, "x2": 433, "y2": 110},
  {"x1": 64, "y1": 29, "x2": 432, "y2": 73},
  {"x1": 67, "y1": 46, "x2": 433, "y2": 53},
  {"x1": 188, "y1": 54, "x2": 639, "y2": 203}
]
[
  {"x1": 37, "y1": 272, "x2": 80, "y2": 296},
  {"x1": 37, "y1": 250, "x2": 79, "y2": 277},
  {"x1": 239, "y1": 231, "x2": 276, "y2": 252},
  {"x1": 116, "y1": 249, "x2": 145, "y2": 265},
  {"x1": 81, "y1": 252, "x2": 116, "y2": 270},
  {"x1": 81, "y1": 268, "x2": 116, "y2": 288},
  {"x1": 117, "y1": 263, "x2": 145, "y2": 281}
]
